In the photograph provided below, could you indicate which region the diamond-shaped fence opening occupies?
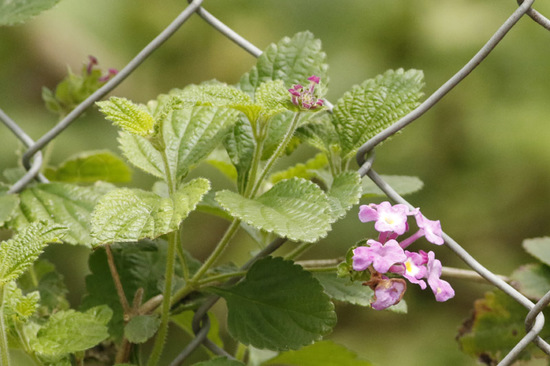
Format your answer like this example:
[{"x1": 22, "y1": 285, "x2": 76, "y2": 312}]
[{"x1": 1, "y1": 1, "x2": 550, "y2": 365}]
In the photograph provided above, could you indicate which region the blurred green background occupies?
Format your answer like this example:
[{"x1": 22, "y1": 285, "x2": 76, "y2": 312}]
[{"x1": 2, "y1": 0, "x2": 550, "y2": 364}]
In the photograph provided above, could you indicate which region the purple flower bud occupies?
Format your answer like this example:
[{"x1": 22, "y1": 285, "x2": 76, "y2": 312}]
[
  {"x1": 86, "y1": 55, "x2": 98, "y2": 75},
  {"x1": 288, "y1": 76, "x2": 324, "y2": 110},
  {"x1": 371, "y1": 277, "x2": 407, "y2": 310}
]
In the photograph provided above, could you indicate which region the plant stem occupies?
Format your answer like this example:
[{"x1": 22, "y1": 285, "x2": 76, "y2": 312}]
[
  {"x1": 284, "y1": 241, "x2": 314, "y2": 260},
  {"x1": 147, "y1": 230, "x2": 178, "y2": 366},
  {"x1": 0, "y1": 284, "x2": 11, "y2": 366},
  {"x1": 196, "y1": 270, "x2": 248, "y2": 286},
  {"x1": 249, "y1": 112, "x2": 301, "y2": 198},
  {"x1": 105, "y1": 244, "x2": 131, "y2": 316},
  {"x1": 242, "y1": 137, "x2": 265, "y2": 198}
]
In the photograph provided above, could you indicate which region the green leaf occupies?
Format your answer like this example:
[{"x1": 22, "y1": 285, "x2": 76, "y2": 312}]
[
  {"x1": 31, "y1": 306, "x2": 112, "y2": 357},
  {"x1": 510, "y1": 263, "x2": 550, "y2": 301},
  {"x1": 119, "y1": 105, "x2": 240, "y2": 181},
  {"x1": 361, "y1": 175, "x2": 423, "y2": 197},
  {"x1": 3, "y1": 282, "x2": 40, "y2": 323},
  {"x1": 332, "y1": 69, "x2": 424, "y2": 160},
  {"x1": 210, "y1": 257, "x2": 336, "y2": 351},
  {"x1": 327, "y1": 171, "x2": 362, "y2": 220},
  {"x1": 91, "y1": 178, "x2": 210, "y2": 245},
  {"x1": 18, "y1": 259, "x2": 69, "y2": 313},
  {"x1": 296, "y1": 114, "x2": 339, "y2": 155},
  {"x1": 205, "y1": 149, "x2": 238, "y2": 183},
  {"x1": 0, "y1": 0, "x2": 61, "y2": 26},
  {"x1": 262, "y1": 340, "x2": 373, "y2": 366},
  {"x1": 124, "y1": 315, "x2": 161, "y2": 344},
  {"x1": 216, "y1": 178, "x2": 333, "y2": 243},
  {"x1": 7, "y1": 182, "x2": 114, "y2": 246},
  {"x1": 254, "y1": 80, "x2": 290, "y2": 119},
  {"x1": 313, "y1": 273, "x2": 372, "y2": 307},
  {"x1": 174, "y1": 82, "x2": 252, "y2": 108},
  {"x1": 0, "y1": 222, "x2": 65, "y2": 284},
  {"x1": 44, "y1": 150, "x2": 132, "y2": 183},
  {"x1": 223, "y1": 118, "x2": 256, "y2": 194},
  {"x1": 192, "y1": 357, "x2": 245, "y2": 366},
  {"x1": 269, "y1": 153, "x2": 328, "y2": 184},
  {"x1": 240, "y1": 31, "x2": 329, "y2": 96},
  {"x1": 97, "y1": 97, "x2": 155, "y2": 136},
  {"x1": 81, "y1": 240, "x2": 200, "y2": 340},
  {"x1": 0, "y1": 193, "x2": 19, "y2": 226},
  {"x1": 523, "y1": 237, "x2": 550, "y2": 266},
  {"x1": 457, "y1": 291, "x2": 550, "y2": 363}
]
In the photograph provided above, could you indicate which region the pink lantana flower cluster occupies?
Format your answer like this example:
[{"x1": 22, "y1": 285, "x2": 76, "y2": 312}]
[
  {"x1": 353, "y1": 201, "x2": 454, "y2": 310},
  {"x1": 288, "y1": 75, "x2": 324, "y2": 110}
]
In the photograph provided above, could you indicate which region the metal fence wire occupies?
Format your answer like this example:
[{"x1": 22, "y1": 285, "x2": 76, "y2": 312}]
[{"x1": 2, "y1": 0, "x2": 550, "y2": 365}]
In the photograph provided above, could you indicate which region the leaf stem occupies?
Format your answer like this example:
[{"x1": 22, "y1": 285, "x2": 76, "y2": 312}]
[
  {"x1": 196, "y1": 270, "x2": 248, "y2": 286},
  {"x1": 0, "y1": 284, "x2": 11, "y2": 366},
  {"x1": 105, "y1": 244, "x2": 131, "y2": 316},
  {"x1": 284, "y1": 241, "x2": 314, "y2": 260},
  {"x1": 147, "y1": 230, "x2": 178, "y2": 366},
  {"x1": 249, "y1": 112, "x2": 301, "y2": 198},
  {"x1": 242, "y1": 137, "x2": 264, "y2": 198}
]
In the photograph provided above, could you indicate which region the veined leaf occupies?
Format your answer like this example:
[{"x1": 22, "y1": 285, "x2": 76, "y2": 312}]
[
  {"x1": 210, "y1": 257, "x2": 336, "y2": 351},
  {"x1": 510, "y1": 263, "x2": 550, "y2": 301},
  {"x1": 254, "y1": 80, "x2": 290, "y2": 119},
  {"x1": 313, "y1": 272, "x2": 372, "y2": 307},
  {"x1": 173, "y1": 82, "x2": 252, "y2": 108},
  {"x1": 91, "y1": 178, "x2": 210, "y2": 245},
  {"x1": 333, "y1": 69, "x2": 424, "y2": 160},
  {"x1": 0, "y1": 222, "x2": 65, "y2": 284},
  {"x1": 7, "y1": 182, "x2": 114, "y2": 246},
  {"x1": 97, "y1": 97, "x2": 155, "y2": 136},
  {"x1": 361, "y1": 175, "x2": 423, "y2": 197},
  {"x1": 216, "y1": 178, "x2": 332, "y2": 243},
  {"x1": 240, "y1": 31, "x2": 329, "y2": 97},
  {"x1": 0, "y1": 0, "x2": 61, "y2": 26},
  {"x1": 3, "y1": 282, "x2": 40, "y2": 323},
  {"x1": 296, "y1": 113, "x2": 340, "y2": 155},
  {"x1": 327, "y1": 171, "x2": 362, "y2": 220},
  {"x1": 124, "y1": 315, "x2": 161, "y2": 344},
  {"x1": 223, "y1": 118, "x2": 255, "y2": 194},
  {"x1": 30, "y1": 306, "x2": 112, "y2": 357},
  {"x1": 269, "y1": 153, "x2": 328, "y2": 184},
  {"x1": 262, "y1": 340, "x2": 373, "y2": 366},
  {"x1": 44, "y1": 150, "x2": 131, "y2": 183},
  {"x1": 119, "y1": 106, "x2": 240, "y2": 181}
]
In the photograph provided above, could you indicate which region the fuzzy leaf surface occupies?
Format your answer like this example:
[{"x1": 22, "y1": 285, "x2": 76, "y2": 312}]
[
  {"x1": 31, "y1": 306, "x2": 112, "y2": 357},
  {"x1": 91, "y1": 178, "x2": 210, "y2": 245},
  {"x1": 223, "y1": 118, "x2": 256, "y2": 193},
  {"x1": 240, "y1": 31, "x2": 329, "y2": 96},
  {"x1": 124, "y1": 315, "x2": 161, "y2": 344},
  {"x1": 210, "y1": 257, "x2": 336, "y2": 351},
  {"x1": 262, "y1": 340, "x2": 372, "y2": 366},
  {"x1": 216, "y1": 178, "x2": 332, "y2": 243},
  {"x1": 97, "y1": 97, "x2": 155, "y2": 136},
  {"x1": 523, "y1": 237, "x2": 550, "y2": 266},
  {"x1": 327, "y1": 171, "x2": 362, "y2": 220},
  {"x1": 313, "y1": 273, "x2": 372, "y2": 307},
  {"x1": 333, "y1": 69, "x2": 424, "y2": 160},
  {"x1": 361, "y1": 175, "x2": 423, "y2": 197},
  {"x1": 269, "y1": 153, "x2": 328, "y2": 184},
  {"x1": 119, "y1": 106, "x2": 239, "y2": 181},
  {"x1": 0, "y1": 193, "x2": 19, "y2": 226},
  {"x1": 510, "y1": 263, "x2": 550, "y2": 301},
  {"x1": 0, "y1": 222, "x2": 65, "y2": 284},
  {"x1": 0, "y1": 0, "x2": 60, "y2": 26},
  {"x1": 44, "y1": 150, "x2": 131, "y2": 183}
]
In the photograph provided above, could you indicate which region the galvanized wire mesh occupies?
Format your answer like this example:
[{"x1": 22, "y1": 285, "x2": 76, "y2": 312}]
[{"x1": 1, "y1": 0, "x2": 550, "y2": 365}]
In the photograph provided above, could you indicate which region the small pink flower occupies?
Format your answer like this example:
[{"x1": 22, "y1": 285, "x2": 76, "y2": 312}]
[
  {"x1": 352, "y1": 239, "x2": 407, "y2": 273},
  {"x1": 288, "y1": 75, "x2": 324, "y2": 110},
  {"x1": 426, "y1": 251, "x2": 454, "y2": 302},
  {"x1": 359, "y1": 202, "x2": 410, "y2": 235},
  {"x1": 415, "y1": 212, "x2": 444, "y2": 245},
  {"x1": 371, "y1": 277, "x2": 407, "y2": 310},
  {"x1": 86, "y1": 55, "x2": 98, "y2": 75}
]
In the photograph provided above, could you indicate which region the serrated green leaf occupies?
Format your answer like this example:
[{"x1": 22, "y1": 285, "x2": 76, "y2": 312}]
[
  {"x1": 262, "y1": 340, "x2": 373, "y2": 366},
  {"x1": 216, "y1": 178, "x2": 332, "y2": 243},
  {"x1": 0, "y1": 0, "x2": 60, "y2": 26},
  {"x1": 44, "y1": 150, "x2": 131, "y2": 183},
  {"x1": 31, "y1": 306, "x2": 112, "y2": 357},
  {"x1": 18, "y1": 259, "x2": 69, "y2": 313},
  {"x1": 223, "y1": 118, "x2": 255, "y2": 193},
  {"x1": 91, "y1": 178, "x2": 210, "y2": 245},
  {"x1": 240, "y1": 31, "x2": 329, "y2": 97},
  {"x1": 7, "y1": 182, "x2": 114, "y2": 246},
  {"x1": 313, "y1": 272, "x2": 372, "y2": 307},
  {"x1": 296, "y1": 114, "x2": 339, "y2": 155},
  {"x1": 210, "y1": 257, "x2": 336, "y2": 351},
  {"x1": 3, "y1": 282, "x2": 40, "y2": 323},
  {"x1": 457, "y1": 290, "x2": 550, "y2": 363},
  {"x1": 192, "y1": 357, "x2": 245, "y2": 366},
  {"x1": 327, "y1": 171, "x2": 362, "y2": 220},
  {"x1": 254, "y1": 80, "x2": 290, "y2": 119},
  {"x1": 510, "y1": 263, "x2": 550, "y2": 301},
  {"x1": 269, "y1": 153, "x2": 328, "y2": 184},
  {"x1": 119, "y1": 105, "x2": 240, "y2": 181},
  {"x1": 0, "y1": 222, "x2": 65, "y2": 284},
  {"x1": 97, "y1": 97, "x2": 155, "y2": 136},
  {"x1": 124, "y1": 315, "x2": 160, "y2": 344},
  {"x1": 82, "y1": 240, "x2": 200, "y2": 340},
  {"x1": 523, "y1": 237, "x2": 550, "y2": 266},
  {"x1": 174, "y1": 82, "x2": 252, "y2": 108},
  {"x1": 333, "y1": 69, "x2": 424, "y2": 160},
  {"x1": 0, "y1": 193, "x2": 19, "y2": 225},
  {"x1": 361, "y1": 175, "x2": 423, "y2": 197},
  {"x1": 196, "y1": 191, "x2": 233, "y2": 221}
]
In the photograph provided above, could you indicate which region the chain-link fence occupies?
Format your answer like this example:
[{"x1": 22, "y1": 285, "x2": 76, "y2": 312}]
[{"x1": 2, "y1": 1, "x2": 550, "y2": 365}]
